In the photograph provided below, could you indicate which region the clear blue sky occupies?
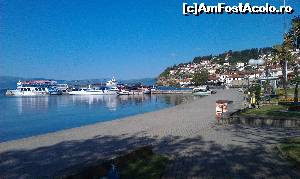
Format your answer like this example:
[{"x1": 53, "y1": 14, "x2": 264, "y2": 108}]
[{"x1": 1, "y1": 0, "x2": 299, "y2": 80}]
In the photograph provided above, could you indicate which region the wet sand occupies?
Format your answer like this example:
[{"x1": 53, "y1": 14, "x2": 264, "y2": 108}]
[{"x1": 1, "y1": 89, "x2": 300, "y2": 178}]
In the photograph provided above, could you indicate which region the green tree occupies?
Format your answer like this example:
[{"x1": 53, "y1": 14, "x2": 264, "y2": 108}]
[
  {"x1": 291, "y1": 16, "x2": 300, "y2": 49},
  {"x1": 272, "y1": 36, "x2": 292, "y2": 99},
  {"x1": 290, "y1": 16, "x2": 300, "y2": 102},
  {"x1": 192, "y1": 69, "x2": 208, "y2": 86}
]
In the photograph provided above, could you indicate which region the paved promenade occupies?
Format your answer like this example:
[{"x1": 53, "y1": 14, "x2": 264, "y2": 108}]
[{"x1": 0, "y1": 89, "x2": 300, "y2": 178}]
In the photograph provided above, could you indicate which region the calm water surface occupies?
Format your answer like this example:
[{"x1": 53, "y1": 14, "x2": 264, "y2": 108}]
[{"x1": 0, "y1": 94, "x2": 195, "y2": 142}]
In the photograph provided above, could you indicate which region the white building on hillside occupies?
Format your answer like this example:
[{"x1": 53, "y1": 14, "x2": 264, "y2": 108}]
[{"x1": 236, "y1": 62, "x2": 245, "y2": 68}]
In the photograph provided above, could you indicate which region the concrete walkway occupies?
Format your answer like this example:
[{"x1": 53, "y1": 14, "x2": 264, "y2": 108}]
[{"x1": 0, "y1": 89, "x2": 299, "y2": 178}]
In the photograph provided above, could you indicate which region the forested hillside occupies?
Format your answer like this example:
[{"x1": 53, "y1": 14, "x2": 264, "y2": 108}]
[{"x1": 159, "y1": 47, "x2": 272, "y2": 79}]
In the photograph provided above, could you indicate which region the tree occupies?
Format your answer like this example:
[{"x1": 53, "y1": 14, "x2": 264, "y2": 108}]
[
  {"x1": 159, "y1": 67, "x2": 171, "y2": 78},
  {"x1": 271, "y1": 37, "x2": 292, "y2": 99},
  {"x1": 272, "y1": 16, "x2": 300, "y2": 100},
  {"x1": 291, "y1": 16, "x2": 300, "y2": 49},
  {"x1": 290, "y1": 16, "x2": 300, "y2": 102},
  {"x1": 192, "y1": 69, "x2": 208, "y2": 86}
]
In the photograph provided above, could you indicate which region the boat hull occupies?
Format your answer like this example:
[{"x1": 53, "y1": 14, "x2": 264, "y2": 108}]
[
  {"x1": 117, "y1": 91, "x2": 133, "y2": 95},
  {"x1": 68, "y1": 90, "x2": 117, "y2": 95},
  {"x1": 6, "y1": 90, "x2": 48, "y2": 96},
  {"x1": 143, "y1": 90, "x2": 151, "y2": 94}
]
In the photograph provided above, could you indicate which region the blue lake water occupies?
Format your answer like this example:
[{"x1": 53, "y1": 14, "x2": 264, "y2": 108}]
[{"x1": 0, "y1": 94, "x2": 194, "y2": 142}]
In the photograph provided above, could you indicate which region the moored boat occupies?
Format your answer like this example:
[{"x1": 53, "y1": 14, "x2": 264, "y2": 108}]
[
  {"x1": 6, "y1": 86, "x2": 49, "y2": 96},
  {"x1": 5, "y1": 80, "x2": 55, "y2": 96},
  {"x1": 68, "y1": 86, "x2": 117, "y2": 95},
  {"x1": 68, "y1": 78, "x2": 119, "y2": 95},
  {"x1": 106, "y1": 77, "x2": 117, "y2": 88},
  {"x1": 143, "y1": 88, "x2": 151, "y2": 94},
  {"x1": 117, "y1": 89, "x2": 133, "y2": 95}
]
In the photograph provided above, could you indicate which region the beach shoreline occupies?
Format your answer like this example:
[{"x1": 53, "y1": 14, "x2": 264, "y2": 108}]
[{"x1": 0, "y1": 89, "x2": 238, "y2": 152}]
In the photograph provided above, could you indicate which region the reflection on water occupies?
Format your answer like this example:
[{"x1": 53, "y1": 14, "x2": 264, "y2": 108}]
[
  {"x1": 0, "y1": 94, "x2": 194, "y2": 142},
  {"x1": 16, "y1": 96, "x2": 49, "y2": 114},
  {"x1": 70, "y1": 95, "x2": 118, "y2": 111}
]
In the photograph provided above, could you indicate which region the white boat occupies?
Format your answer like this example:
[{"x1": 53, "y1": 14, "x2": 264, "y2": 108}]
[
  {"x1": 192, "y1": 86, "x2": 212, "y2": 96},
  {"x1": 68, "y1": 86, "x2": 117, "y2": 95},
  {"x1": 56, "y1": 84, "x2": 69, "y2": 93},
  {"x1": 109, "y1": 86, "x2": 119, "y2": 92},
  {"x1": 117, "y1": 89, "x2": 133, "y2": 95},
  {"x1": 6, "y1": 80, "x2": 52, "y2": 96},
  {"x1": 143, "y1": 88, "x2": 151, "y2": 94},
  {"x1": 150, "y1": 85, "x2": 156, "y2": 92},
  {"x1": 69, "y1": 77, "x2": 119, "y2": 95},
  {"x1": 6, "y1": 86, "x2": 49, "y2": 96},
  {"x1": 106, "y1": 77, "x2": 117, "y2": 87}
]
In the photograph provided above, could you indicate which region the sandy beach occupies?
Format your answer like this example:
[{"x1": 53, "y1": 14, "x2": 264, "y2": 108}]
[{"x1": 1, "y1": 89, "x2": 300, "y2": 178}]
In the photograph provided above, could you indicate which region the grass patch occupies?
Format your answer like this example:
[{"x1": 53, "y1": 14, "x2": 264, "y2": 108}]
[
  {"x1": 63, "y1": 146, "x2": 169, "y2": 179},
  {"x1": 120, "y1": 152, "x2": 169, "y2": 178},
  {"x1": 278, "y1": 137, "x2": 300, "y2": 165},
  {"x1": 242, "y1": 105, "x2": 300, "y2": 118}
]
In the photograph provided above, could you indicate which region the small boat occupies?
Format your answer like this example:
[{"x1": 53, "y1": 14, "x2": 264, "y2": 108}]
[
  {"x1": 117, "y1": 89, "x2": 133, "y2": 95},
  {"x1": 143, "y1": 88, "x2": 151, "y2": 94},
  {"x1": 192, "y1": 86, "x2": 212, "y2": 96},
  {"x1": 150, "y1": 85, "x2": 156, "y2": 92}
]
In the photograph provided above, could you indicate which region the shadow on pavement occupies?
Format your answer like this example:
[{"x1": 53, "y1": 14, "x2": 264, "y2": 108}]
[{"x1": 1, "y1": 128, "x2": 300, "y2": 178}]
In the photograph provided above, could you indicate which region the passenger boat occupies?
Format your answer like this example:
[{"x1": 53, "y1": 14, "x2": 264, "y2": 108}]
[
  {"x1": 106, "y1": 77, "x2": 117, "y2": 87},
  {"x1": 68, "y1": 78, "x2": 119, "y2": 95},
  {"x1": 68, "y1": 86, "x2": 118, "y2": 95},
  {"x1": 192, "y1": 86, "x2": 212, "y2": 96},
  {"x1": 6, "y1": 86, "x2": 49, "y2": 96},
  {"x1": 5, "y1": 80, "x2": 56, "y2": 96}
]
